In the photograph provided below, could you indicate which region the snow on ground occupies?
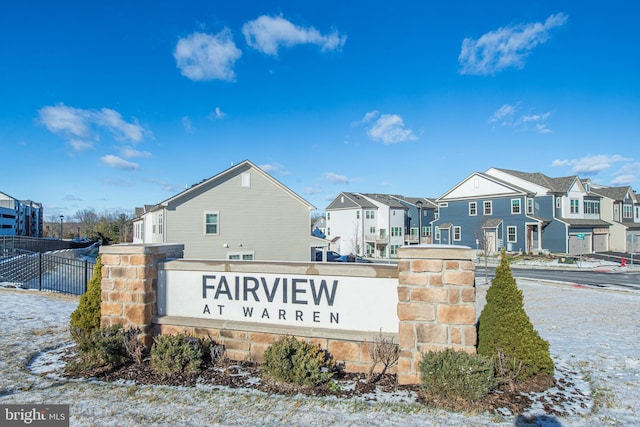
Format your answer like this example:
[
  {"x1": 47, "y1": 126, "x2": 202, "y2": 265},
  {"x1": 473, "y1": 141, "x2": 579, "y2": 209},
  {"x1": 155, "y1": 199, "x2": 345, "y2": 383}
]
[{"x1": 1, "y1": 274, "x2": 639, "y2": 426}]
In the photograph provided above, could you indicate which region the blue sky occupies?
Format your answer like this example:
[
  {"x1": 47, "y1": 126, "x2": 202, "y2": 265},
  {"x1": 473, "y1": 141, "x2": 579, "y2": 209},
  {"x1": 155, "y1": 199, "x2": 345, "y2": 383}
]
[{"x1": 1, "y1": 1, "x2": 639, "y2": 219}]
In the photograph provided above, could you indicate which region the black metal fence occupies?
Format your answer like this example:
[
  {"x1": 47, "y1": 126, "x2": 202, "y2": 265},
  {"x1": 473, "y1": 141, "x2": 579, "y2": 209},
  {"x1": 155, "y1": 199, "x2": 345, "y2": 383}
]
[{"x1": 0, "y1": 241, "x2": 95, "y2": 295}]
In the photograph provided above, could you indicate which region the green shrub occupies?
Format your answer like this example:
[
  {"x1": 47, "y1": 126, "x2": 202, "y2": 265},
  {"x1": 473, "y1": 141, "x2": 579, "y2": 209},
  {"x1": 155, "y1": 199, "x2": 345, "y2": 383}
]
[
  {"x1": 262, "y1": 336, "x2": 333, "y2": 387},
  {"x1": 72, "y1": 324, "x2": 132, "y2": 369},
  {"x1": 419, "y1": 348, "x2": 497, "y2": 402},
  {"x1": 70, "y1": 255, "x2": 102, "y2": 342},
  {"x1": 477, "y1": 249, "x2": 554, "y2": 380},
  {"x1": 150, "y1": 334, "x2": 204, "y2": 375}
]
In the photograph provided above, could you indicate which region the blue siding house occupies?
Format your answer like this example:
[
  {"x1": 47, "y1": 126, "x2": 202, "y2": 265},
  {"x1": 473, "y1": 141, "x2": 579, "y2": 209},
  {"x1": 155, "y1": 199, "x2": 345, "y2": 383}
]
[{"x1": 433, "y1": 168, "x2": 611, "y2": 255}]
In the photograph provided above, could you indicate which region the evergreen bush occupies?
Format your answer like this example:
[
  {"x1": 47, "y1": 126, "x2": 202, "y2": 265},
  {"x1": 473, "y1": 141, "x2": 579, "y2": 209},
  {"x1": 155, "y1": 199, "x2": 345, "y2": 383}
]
[
  {"x1": 477, "y1": 249, "x2": 554, "y2": 380},
  {"x1": 150, "y1": 334, "x2": 204, "y2": 375},
  {"x1": 262, "y1": 336, "x2": 333, "y2": 387},
  {"x1": 419, "y1": 348, "x2": 497, "y2": 401},
  {"x1": 71, "y1": 324, "x2": 131, "y2": 369},
  {"x1": 70, "y1": 255, "x2": 102, "y2": 342}
]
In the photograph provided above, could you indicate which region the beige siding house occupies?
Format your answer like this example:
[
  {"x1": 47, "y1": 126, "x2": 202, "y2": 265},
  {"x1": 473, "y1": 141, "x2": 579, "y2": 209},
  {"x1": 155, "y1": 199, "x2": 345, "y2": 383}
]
[{"x1": 133, "y1": 160, "x2": 323, "y2": 261}]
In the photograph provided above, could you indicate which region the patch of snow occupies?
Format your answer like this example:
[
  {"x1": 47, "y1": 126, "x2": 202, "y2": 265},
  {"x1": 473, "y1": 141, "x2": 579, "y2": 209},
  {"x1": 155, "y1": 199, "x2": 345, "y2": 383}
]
[{"x1": 2, "y1": 273, "x2": 640, "y2": 425}]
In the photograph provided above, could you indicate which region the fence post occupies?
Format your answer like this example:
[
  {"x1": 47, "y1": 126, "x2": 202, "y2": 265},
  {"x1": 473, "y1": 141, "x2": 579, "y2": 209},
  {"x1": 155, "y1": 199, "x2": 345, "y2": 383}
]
[
  {"x1": 84, "y1": 259, "x2": 89, "y2": 293},
  {"x1": 38, "y1": 252, "x2": 43, "y2": 291}
]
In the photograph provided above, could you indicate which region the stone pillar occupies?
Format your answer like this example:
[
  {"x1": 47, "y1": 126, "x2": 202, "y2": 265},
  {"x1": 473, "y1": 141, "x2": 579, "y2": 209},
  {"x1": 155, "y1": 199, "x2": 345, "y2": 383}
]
[
  {"x1": 100, "y1": 243, "x2": 184, "y2": 346},
  {"x1": 396, "y1": 245, "x2": 476, "y2": 385}
]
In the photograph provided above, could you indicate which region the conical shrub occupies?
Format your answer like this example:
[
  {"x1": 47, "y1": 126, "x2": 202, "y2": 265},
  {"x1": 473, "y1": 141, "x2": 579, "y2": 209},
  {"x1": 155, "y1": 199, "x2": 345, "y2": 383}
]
[
  {"x1": 70, "y1": 255, "x2": 102, "y2": 341},
  {"x1": 477, "y1": 249, "x2": 554, "y2": 379}
]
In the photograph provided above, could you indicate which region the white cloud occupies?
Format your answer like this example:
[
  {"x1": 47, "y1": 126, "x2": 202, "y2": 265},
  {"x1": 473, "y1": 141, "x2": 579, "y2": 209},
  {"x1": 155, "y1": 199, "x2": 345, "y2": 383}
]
[
  {"x1": 259, "y1": 163, "x2": 288, "y2": 175},
  {"x1": 68, "y1": 139, "x2": 94, "y2": 151},
  {"x1": 323, "y1": 172, "x2": 349, "y2": 184},
  {"x1": 174, "y1": 30, "x2": 242, "y2": 82},
  {"x1": 488, "y1": 103, "x2": 552, "y2": 133},
  {"x1": 38, "y1": 103, "x2": 150, "y2": 151},
  {"x1": 362, "y1": 111, "x2": 417, "y2": 144},
  {"x1": 242, "y1": 15, "x2": 346, "y2": 56},
  {"x1": 610, "y1": 174, "x2": 635, "y2": 185},
  {"x1": 121, "y1": 147, "x2": 151, "y2": 158},
  {"x1": 459, "y1": 13, "x2": 568, "y2": 75},
  {"x1": 488, "y1": 104, "x2": 517, "y2": 124},
  {"x1": 38, "y1": 104, "x2": 92, "y2": 138},
  {"x1": 100, "y1": 155, "x2": 139, "y2": 171},
  {"x1": 208, "y1": 107, "x2": 226, "y2": 120},
  {"x1": 92, "y1": 108, "x2": 146, "y2": 142},
  {"x1": 553, "y1": 156, "x2": 638, "y2": 187}
]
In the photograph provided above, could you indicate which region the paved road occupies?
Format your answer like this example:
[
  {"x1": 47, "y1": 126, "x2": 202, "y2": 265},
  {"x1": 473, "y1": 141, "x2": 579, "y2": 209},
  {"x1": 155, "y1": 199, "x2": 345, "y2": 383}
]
[{"x1": 476, "y1": 266, "x2": 640, "y2": 291}]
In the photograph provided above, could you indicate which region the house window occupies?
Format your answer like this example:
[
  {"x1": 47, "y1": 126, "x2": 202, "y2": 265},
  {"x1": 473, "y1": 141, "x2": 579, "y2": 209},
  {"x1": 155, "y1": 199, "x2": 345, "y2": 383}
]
[
  {"x1": 584, "y1": 200, "x2": 600, "y2": 214},
  {"x1": 327, "y1": 227, "x2": 330, "y2": 236},
  {"x1": 434, "y1": 211, "x2": 439, "y2": 220},
  {"x1": 570, "y1": 199, "x2": 580, "y2": 214},
  {"x1": 483, "y1": 201, "x2": 492, "y2": 215},
  {"x1": 435, "y1": 226, "x2": 440, "y2": 241},
  {"x1": 204, "y1": 212, "x2": 219, "y2": 235},
  {"x1": 241, "y1": 172, "x2": 250, "y2": 188},
  {"x1": 511, "y1": 199, "x2": 521, "y2": 214},
  {"x1": 556, "y1": 197, "x2": 561, "y2": 209},
  {"x1": 327, "y1": 212, "x2": 330, "y2": 220},
  {"x1": 391, "y1": 227, "x2": 402, "y2": 237},
  {"x1": 356, "y1": 211, "x2": 360, "y2": 219},
  {"x1": 366, "y1": 243, "x2": 375, "y2": 257},
  {"x1": 453, "y1": 226, "x2": 461, "y2": 241},
  {"x1": 227, "y1": 252, "x2": 254, "y2": 260},
  {"x1": 390, "y1": 245, "x2": 399, "y2": 256},
  {"x1": 527, "y1": 198, "x2": 534, "y2": 215},
  {"x1": 623, "y1": 205, "x2": 633, "y2": 219},
  {"x1": 365, "y1": 210, "x2": 375, "y2": 219},
  {"x1": 158, "y1": 213, "x2": 163, "y2": 234},
  {"x1": 469, "y1": 202, "x2": 477, "y2": 216},
  {"x1": 507, "y1": 226, "x2": 517, "y2": 243},
  {"x1": 422, "y1": 226, "x2": 431, "y2": 237},
  {"x1": 369, "y1": 226, "x2": 376, "y2": 234}
]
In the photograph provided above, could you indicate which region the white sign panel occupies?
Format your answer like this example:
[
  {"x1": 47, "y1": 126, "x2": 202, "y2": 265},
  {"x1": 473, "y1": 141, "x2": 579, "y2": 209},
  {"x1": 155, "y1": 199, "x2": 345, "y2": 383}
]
[{"x1": 158, "y1": 270, "x2": 398, "y2": 333}]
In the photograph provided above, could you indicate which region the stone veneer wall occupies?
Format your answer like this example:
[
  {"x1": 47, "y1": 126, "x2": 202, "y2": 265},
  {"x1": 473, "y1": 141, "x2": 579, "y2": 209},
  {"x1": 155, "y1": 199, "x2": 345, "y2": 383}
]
[
  {"x1": 100, "y1": 243, "x2": 184, "y2": 346},
  {"x1": 100, "y1": 244, "x2": 476, "y2": 384},
  {"x1": 396, "y1": 245, "x2": 476, "y2": 385}
]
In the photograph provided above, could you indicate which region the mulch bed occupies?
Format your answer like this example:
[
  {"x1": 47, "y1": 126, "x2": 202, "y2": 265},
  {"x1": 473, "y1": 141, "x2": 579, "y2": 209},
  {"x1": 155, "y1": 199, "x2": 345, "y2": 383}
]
[{"x1": 63, "y1": 355, "x2": 565, "y2": 416}]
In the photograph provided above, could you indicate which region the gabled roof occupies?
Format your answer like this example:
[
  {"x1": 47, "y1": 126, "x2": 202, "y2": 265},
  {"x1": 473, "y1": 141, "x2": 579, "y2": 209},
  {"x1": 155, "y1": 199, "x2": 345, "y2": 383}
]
[
  {"x1": 492, "y1": 168, "x2": 579, "y2": 194},
  {"x1": 591, "y1": 186, "x2": 636, "y2": 202},
  {"x1": 326, "y1": 192, "x2": 377, "y2": 210},
  {"x1": 361, "y1": 193, "x2": 407, "y2": 209},
  {"x1": 137, "y1": 160, "x2": 315, "y2": 216},
  {"x1": 393, "y1": 196, "x2": 438, "y2": 209},
  {"x1": 437, "y1": 171, "x2": 532, "y2": 202}
]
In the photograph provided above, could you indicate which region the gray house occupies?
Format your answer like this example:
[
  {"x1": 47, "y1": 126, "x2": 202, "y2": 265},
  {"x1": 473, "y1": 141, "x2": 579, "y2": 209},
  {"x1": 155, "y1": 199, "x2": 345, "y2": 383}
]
[{"x1": 133, "y1": 160, "x2": 323, "y2": 261}]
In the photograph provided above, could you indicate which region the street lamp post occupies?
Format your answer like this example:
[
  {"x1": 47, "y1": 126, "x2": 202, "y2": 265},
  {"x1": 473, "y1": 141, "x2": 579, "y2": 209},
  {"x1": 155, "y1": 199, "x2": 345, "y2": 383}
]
[
  {"x1": 416, "y1": 200, "x2": 423, "y2": 245},
  {"x1": 59, "y1": 215, "x2": 64, "y2": 240}
]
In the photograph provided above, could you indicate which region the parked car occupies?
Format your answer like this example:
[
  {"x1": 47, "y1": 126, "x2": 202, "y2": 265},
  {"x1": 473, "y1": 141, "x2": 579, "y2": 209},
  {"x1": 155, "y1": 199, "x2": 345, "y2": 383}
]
[
  {"x1": 314, "y1": 250, "x2": 343, "y2": 262},
  {"x1": 339, "y1": 255, "x2": 373, "y2": 263}
]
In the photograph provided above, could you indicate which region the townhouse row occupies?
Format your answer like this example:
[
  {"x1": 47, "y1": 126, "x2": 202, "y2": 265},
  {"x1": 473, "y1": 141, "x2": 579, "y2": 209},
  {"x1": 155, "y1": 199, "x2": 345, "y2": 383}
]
[
  {"x1": 325, "y1": 168, "x2": 640, "y2": 258},
  {"x1": 132, "y1": 160, "x2": 639, "y2": 261},
  {"x1": 0, "y1": 191, "x2": 44, "y2": 237}
]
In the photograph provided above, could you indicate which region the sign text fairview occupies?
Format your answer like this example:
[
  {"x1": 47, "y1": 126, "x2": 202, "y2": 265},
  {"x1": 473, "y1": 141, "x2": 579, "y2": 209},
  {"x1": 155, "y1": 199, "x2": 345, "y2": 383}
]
[{"x1": 201, "y1": 274, "x2": 340, "y2": 324}]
